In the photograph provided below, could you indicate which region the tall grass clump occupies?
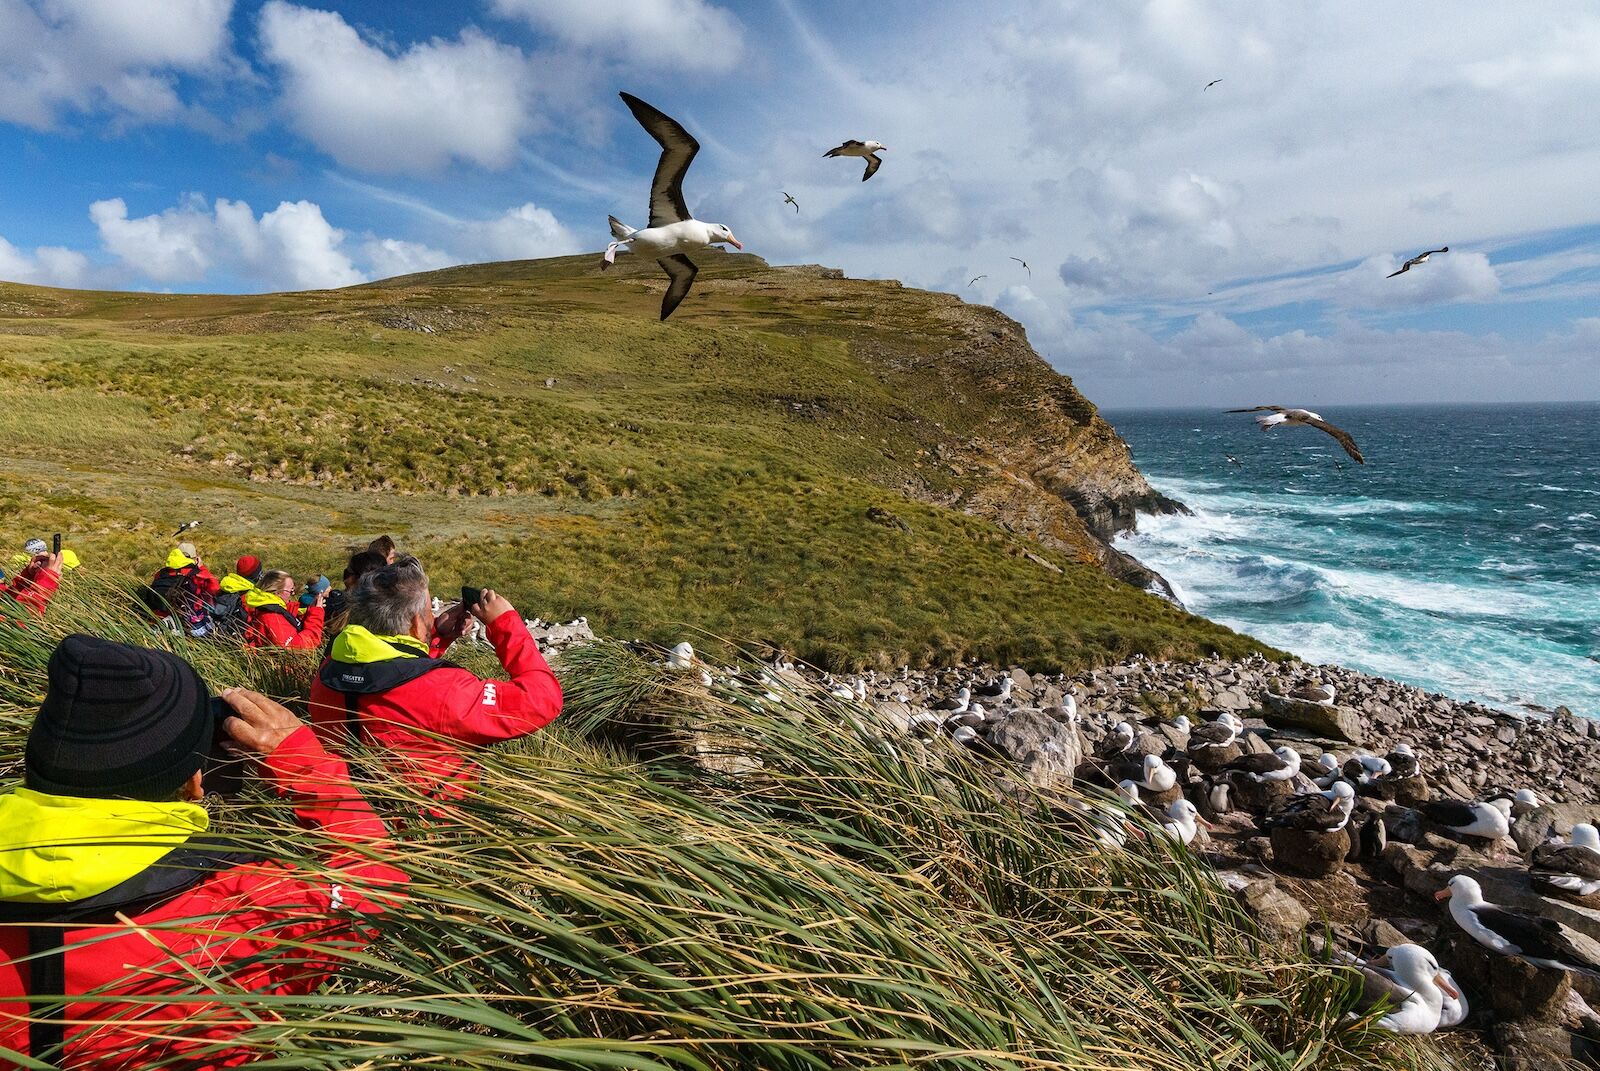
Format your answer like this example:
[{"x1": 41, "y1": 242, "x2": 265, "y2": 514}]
[{"x1": 0, "y1": 596, "x2": 1453, "y2": 1070}]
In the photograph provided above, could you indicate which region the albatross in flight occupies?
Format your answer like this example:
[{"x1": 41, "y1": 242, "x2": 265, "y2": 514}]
[
  {"x1": 1387, "y1": 246, "x2": 1449, "y2": 278},
  {"x1": 782, "y1": 191, "x2": 800, "y2": 213},
  {"x1": 824, "y1": 140, "x2": 887, "y2": 181},
  {"x1": 604, "y1": 92, "x2": 742, "y2": 321},
  {"x1": 968, "y1": 274, "x2": 987, "y2": 287},
  {"x1": 1226, "y1": 406, "x2": 1365, "y2": 464},
  {"x1": 1010, "y1": 256, "x2": 1031, "y2": 276},
  {"x1": 1204, "y1": 78, "x2": 1223, "y2": 90}
]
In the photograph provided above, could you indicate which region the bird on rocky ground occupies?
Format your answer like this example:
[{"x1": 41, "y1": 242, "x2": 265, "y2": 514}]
[
  {"x1": 1293, "y1": 681, "x2": 1338, "y2": 704},
  {"x1": 1351, "y1": 943, "x2": 1461, "y2": 1034},
  {"x1": 1419, "y1": 799, "x2": 1510, "y2": 842},
  {"x1": 1141, "y1": 713, "x2": 1191, "y2": 734},
  {"x1": 1387, "y1": 246, "x2": 1448, "y2": 278},
  {"x1": 932, "y1": 687, "x2": 971, "y2": 713},
  {"x1": 1355, "y1": 754, "x2": 1393, "y2": 777},
  {"x1": 667, "y1": 641, "x2": 695, "y2": 669},
  {"x1": 1099, "y1": 720, "x2": 1138, "y2": 758},
  {"x1": 1056, "y1": 694, "x2": 1079, "y2": 724},
  {"x1": 973, "y1": 677, "x2": 1012, "y2": 701},
  {"x1": 1531, "y1": 823, "x2": 1600, "y2": 898},
  {"x1": 824, "y1": 139, "x2": 886, "y2": 181},
  {"x1": 1513, "y1": 788, "x2": 1543, "y2": 818},
  {"x1": 1312, "y1": 752, "x2": 1344, "y2": 788},
  {"x1": 1384, "y1": 743, "x2": 1420, "y2": 779},
  {"x1": 1138, "y1": 754, "x2": 1178, "y2": 793},
  {"x1": 968, "y1": 274, "x2": 987, "y2": 287},
  {"x1": 1265, "y1": 780, "x2": 1356, "y2": 832},
  {"x1": 1188, "y1": 711, "x2": 1243, "y2": 750},
  {"x1": 1009, "y1": 256, "x2": 1030, "y2": 276},
  {"x1": 1161, "y1": 799, "x2": 1210, "y2": 846},
  {"x1": 1438, "y1": 874, "x2": 1600, "y2": 974},
  {"x1": 782, "y1": 191, "x2": 800, "y2": 213},
  {"x1": 605, "y1": 93, "x2": 742, "y2": 321},
  {"x1": 1196, "y1": 778, "x2": 1233, "y2": 821},
  {"x1": 944, "y1": 703, "x2": 985, "y2": 729},
  {"x1": 1226, "y1": 406, "x2": 1365, "y2": 464},
  {"x1": 1222, "y1": 746, "x2": 1303, "y2": 784}
]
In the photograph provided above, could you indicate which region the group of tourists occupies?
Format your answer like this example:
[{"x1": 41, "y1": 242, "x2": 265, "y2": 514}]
[{"x1": 0, "y1": 531, "x2": 564, "y2": 1068}]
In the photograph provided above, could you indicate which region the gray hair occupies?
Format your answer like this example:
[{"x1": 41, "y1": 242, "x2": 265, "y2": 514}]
[{"x1": 349, "y1": 555, "x2": 429, "y2": 636}]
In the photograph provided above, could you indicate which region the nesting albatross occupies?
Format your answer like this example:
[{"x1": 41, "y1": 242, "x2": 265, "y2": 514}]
[{"x1": 604, "y1": 93, "x2": 743, "y2": 321}]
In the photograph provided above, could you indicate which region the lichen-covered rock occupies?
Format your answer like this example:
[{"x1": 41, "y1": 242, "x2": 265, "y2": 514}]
[{"x1": 1260, "y1": 693, "x2": 1365, "y2": 744}]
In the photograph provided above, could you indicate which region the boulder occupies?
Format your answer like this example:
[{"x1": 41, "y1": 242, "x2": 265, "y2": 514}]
[
  {"x1": 1361, "y1": 773, "x2": 1432, "y2": 808},
  {"x1": 1189, "y1": 741, "x2": 1242, "y2": 774},
  {"x1": 1449, "y1": 931, "x2": 1571, "y2": 1021},
  {"x1": 985, "y1": 708, "x2": 1080, "y2": 789},
  {"x1": 1269, "y1": 826, "x2": 1350, "y2": 878},
  {"x1": 1260, "y1": 693, "x2": 1365, "y2": 744},
  {"x1": 1229, "y1": 870, "x2": 1311, "y2": 941},
  {"x1": 1513, "y1": 803, "x2": 1600, "y2": 855}
]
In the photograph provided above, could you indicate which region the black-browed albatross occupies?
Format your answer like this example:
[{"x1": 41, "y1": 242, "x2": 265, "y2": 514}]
[
  {"x1": 1009, "y1": 256, "x2": 1030, "y2": 276},
  {"x1": 824, "y1": 139, "x2": 887, "y2": 181},
  {"x1": 782, "y1": 191, "x2": 800, "y2": 213},
  {"x1": 1226, "y1": 406, "x2": 1365, "y2": 464},
  {"x1": 1387, "y1": 246, "x2": 1449, "y2": 278},
  {"x1": 604, "y1": 92, "x2": 743, "y2": 321}
]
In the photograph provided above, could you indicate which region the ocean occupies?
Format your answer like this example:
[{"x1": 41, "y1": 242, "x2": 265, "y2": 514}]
[{"x1": 1104, "y1": 402, "x2": 1600, "y2": 718}]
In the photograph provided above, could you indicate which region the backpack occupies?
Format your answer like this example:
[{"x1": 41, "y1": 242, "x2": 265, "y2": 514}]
[
  {"x1": 146, "y1": 566, "x2": 209, "y2": 636},
  {"x1": 209, "y1": 590, "x2": 250, "y2": 638}
]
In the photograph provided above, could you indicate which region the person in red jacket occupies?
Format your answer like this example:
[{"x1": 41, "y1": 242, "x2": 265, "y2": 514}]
[
  {"x1": 243, "y1": 569, "x2": 326, "y2": 649},
  {"x1": 0, "y1": 550, "x2": 62, "y2": 617},
  {"x1": 309, "y1": 556, "x2": 562, "y2": 799},
  {"x1": 146, "y1": 542, "x2": 221, "y2": 636},
  {"x1": 0, "y1": 634, "x2": 405, "y2": 1069}
]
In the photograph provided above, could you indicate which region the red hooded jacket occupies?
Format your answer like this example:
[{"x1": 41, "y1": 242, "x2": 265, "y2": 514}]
[
  {"x1": 0, "y1": 727, "x2": 406, "y2": 1069},
  {"x1": 244, "y1": 593, "x2": 325, "y2": 650},
  {"x1": 308, "y1": 612, "x2": 562, "y2": 798},
  {"x1": 0, "y1": 562, "x2": 58, "y2": 618}
]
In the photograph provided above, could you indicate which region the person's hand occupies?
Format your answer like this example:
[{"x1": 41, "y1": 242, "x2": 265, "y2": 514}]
[
  {"x1": 31, "y1": 552, "x2": 63, "y2": 574},
  {"x1": 470, "y1": 588, "x2": 514, "y2": 626},
  {"x1": 219, "y1": 688, "x2": 303, "y2": 756},
  {"x1": 314, "y1": 588, "x2": 329, "y2": 608},
  {"x1": 433, "y1": 602, "x2": 467, "y2": 645}
]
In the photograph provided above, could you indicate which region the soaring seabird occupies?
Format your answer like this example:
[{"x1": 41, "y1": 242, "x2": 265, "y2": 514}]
[
  {"x1": 1187, "y1": 711, "x2": 1242, "y2": 750},
  {"x1": 1387, "y1": 246, "x2": 1449, "y2": 278},
  {"x1": 1419, "y1": 799, "x2": 1510, "y2": 842},
  {"x1": 1221, "y1": 746, "x2": 1302, "y2": 784},
  {"x1": 174, "y1": 520, "x2": 201, "y2": 538},
  {"x1": 1009, "y1": 256, "x2": 1030, "y2": 276},
  {"x1": 1354, "y1": 944, "x2": 1460, "y2": 1034},
  {"x1": 1531, "y1": 823, "x2": 1600, "y2": 898},
  {"x1": 1224, "y1": 454, "x2": 1241, "y2": 466},
  {"x1": 1204, "y1": 78, "x2": 1223, "y2": 90},
  {"x1": 1226, "y1": 406, "x2": 1365, "y2": 464},
  {"x1": 1438, "y1": 875, "x2": 1600, "y2": 974},
  {"x1": 782, "y1": 191, "x2": 800, "y2": 213},
  {"x1": 968, "y1": 274, "x2": 987, "y2": 287},
  {"x1": 824, "y1": 139, "x2": 886, "y2": 181},
  {"x1": 605, "y1": 93, "x2": 743, "y2": 320}
]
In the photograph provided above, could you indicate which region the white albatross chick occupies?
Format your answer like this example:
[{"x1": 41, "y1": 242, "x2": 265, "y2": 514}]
[{"x1": 667, "y1": 641, "x2": 695, "y2": 670}]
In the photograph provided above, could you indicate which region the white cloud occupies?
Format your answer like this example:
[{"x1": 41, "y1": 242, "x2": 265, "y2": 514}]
[
  {"x1": 461, "y1": 202, "x2": 582, "y2": 261},
  {"x1": 362, "y1": 238, "x2": 455, "y2": 280},
  {"x1": 490, "y1": 0, "x2": 743, "y2": 71},
  {"x1": 89, "y1": 195, "x2": 365, "y2": 290},
  {"x1": 0, "y1": 0, "x2": 233, "y2": 127},
  {"x1": 0, "y1": 235, "x2": 91, "y2": 287},
  {"x1": 257, "y1": 1, "x2": 536, "y2": 173}
]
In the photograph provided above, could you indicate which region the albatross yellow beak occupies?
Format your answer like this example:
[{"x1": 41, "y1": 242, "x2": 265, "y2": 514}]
[
  {"x1": 1433, "y1": 888, "x2": 1453, "y2": 901},
  {"x1": 1435, "y1": 973, "x2": 1460, "y2": 1000}
]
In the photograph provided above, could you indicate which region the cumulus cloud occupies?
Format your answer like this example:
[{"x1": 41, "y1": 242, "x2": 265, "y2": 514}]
[
  {"x1": 489, "y1": 0, "x2": 743, "y2": 71},
  {"x1": 0, "y1": 235, "x2": 91, "y2": 287},
  {"x1": 257, "y1": 1, "x2": 536, "y2": 173},
  {"x1": 462, "y1": 202, "x2": 582, "y2": 261},
  {"x1": 0, "y1": 0, "x2": 233, "y2": 127},
  {"x1": 362, "y1": 238, "x2": 455, "y2": 280},
  {"x1": 90, "y1": 195, "x2": 365, "y2": 290}
]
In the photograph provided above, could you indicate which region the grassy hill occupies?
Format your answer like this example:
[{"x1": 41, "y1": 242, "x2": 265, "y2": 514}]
[{"x1": 0, "y1": 252, "x2": 1265, "y2": 670}]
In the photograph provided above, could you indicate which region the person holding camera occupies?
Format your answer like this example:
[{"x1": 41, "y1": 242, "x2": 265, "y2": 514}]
[
  {"x1": 243, "y1": 569, "x2": 327, "y2": 650},
  {"x1": 0, "y1": 634, "x2": 405, "y2": 1067},
  {"x1": 308, "y1": 557, "x2": 562, "y2": 799},
  {"x1": 0, "y1": 545, "x2": 65, "y2": 618}
]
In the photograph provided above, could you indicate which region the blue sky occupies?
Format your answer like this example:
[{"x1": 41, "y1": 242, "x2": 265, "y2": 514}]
[{"x1": 2, "y1": 0, "x2": 1598, "y2": 408}]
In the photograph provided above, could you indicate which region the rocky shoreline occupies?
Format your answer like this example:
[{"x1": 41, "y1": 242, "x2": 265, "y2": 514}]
[{"x1": 525, "y1": 617, "x2": 1600, "y2": 1071}]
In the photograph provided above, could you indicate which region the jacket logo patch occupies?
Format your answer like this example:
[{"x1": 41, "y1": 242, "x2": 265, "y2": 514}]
[
  {"x1": 482, "y1": 682, "x2": 498, "y2": 706},
  {"x1": 341, "y1": 674, "x2": 366, "y2": 685}
]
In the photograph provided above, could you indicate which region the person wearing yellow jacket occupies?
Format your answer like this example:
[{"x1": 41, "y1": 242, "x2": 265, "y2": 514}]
[
  {"x1": 209, "y1": 555, "x2": 263, "y2": 638},
  {"x1": 243, "y1": 570, "x2": 325, "y2": 649}
]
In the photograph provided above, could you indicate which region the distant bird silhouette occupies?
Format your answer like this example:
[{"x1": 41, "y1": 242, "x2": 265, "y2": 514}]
[
  {"x1": 824, "y1": 140, "x2": 886, "y2": 181},
  {"x1": 1227, "y1": 406, "x2": 1365, "y2": 464},
  {"x1": 1204, "y1": 78, "x2": 1223, "y2": 90},
  {"x1": 174, "y1": 520, "x2": 201, "y2": 538},
  {"x1": 1225, "y1": 454, "x2": 1241, "y2": 466},
  {"x1": 782, "y1": 191, "x2": 799, "y2": 213},
  {"x1": 968, "y1": 274, "x2": 987, "y2": 287},
  {"x1": 1009, "y1": 256, "x2": 1031, "y2": 276},
  {"x1": 1387, "y1": 246, "x2": 1449, "y2": 278}
]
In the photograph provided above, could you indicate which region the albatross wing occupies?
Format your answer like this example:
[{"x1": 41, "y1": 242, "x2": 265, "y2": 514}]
[
  {"x1": 1304, "y1": 415, "x2": 1365, "y2": 464},
  {"x1": 862, "y1": 153, "x2": 882, "y2": 181},
  {"x1": 620, "y1": 92, "x2": 699, "y2": 229},
  {"x1": 658, "y1": 254, "x2": 698, "y2": 321},
  {"x1": 825, "y1": 140, "x2": 865, "y2": 158}
]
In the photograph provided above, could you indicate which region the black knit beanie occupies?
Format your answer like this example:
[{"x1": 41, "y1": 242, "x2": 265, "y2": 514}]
[{"x1": 26, "y1": 634, "x2": 212, "y2": 801}]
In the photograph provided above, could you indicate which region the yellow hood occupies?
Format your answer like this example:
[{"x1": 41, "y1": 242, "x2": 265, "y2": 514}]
[
  {"x1": 219, "y1": 573, "x2": 256, "y2": 594},
  {"x1": 0, "y1": 788, "x2": 209, "y2": 904},
  {"x1": 330, "y1": 624, "x2": 430, "y2": 665},
  {"x1": 165, "y1": 547, "x2": 196, "y2": 570},
  {"x1": 243, "y1": 587, "x2": 287, "y2": 611}
]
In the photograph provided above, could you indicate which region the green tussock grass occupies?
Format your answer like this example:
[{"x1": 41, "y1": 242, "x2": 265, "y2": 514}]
[
  {"x1": 0, "y1": 593, "x2": 1450, "y2": 1070},
  {"x1": 1, "y1": 255, "x2": 1268, "y2": 673}
]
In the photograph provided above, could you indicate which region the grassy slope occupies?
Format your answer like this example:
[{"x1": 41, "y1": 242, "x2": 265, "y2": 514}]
[{"x1": 0, "y1": 253, "x2": 1265, "y2": 671}]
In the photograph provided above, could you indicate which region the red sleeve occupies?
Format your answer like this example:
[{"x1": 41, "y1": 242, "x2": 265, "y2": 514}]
[
  {"x1": 428, "y1": 614, "x2": 563, "y2": 745},
  {"x1": 194, "y1": 565, "x2": 221, "y2": 597},
  {"x1": 258, "y1": 606, "x2": 324, "y2": 649},
  {"x1": 262, "y1": 725, "x2": 395, "y2": 848},
  {"x1": 3, "y1": 564, "x2": 59, "y2": 616}
]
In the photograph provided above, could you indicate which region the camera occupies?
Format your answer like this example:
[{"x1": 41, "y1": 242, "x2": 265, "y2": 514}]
[
  {"x1": 460, "y1": 585, "x2": 483, "y2": 609},
  {"x1": 203, "y1": 696, "x2": 252, "y2": 797}
]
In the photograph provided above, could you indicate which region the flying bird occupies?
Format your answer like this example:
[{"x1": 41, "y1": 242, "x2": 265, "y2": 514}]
[
  {"x1": 173, "y1": 520, "x2": 201, "y2": 538},
  {"x1": 1224, "y1": 454, "x2": 1241, "y2": 466},
  {"x1": 824, "y1": 139, "x2": 887, "y2": 181},
  {"x1": 782, "y1": 191, "x2": 799, "y2": 213},
  {"x1": 1226, "y1": 406, "x2": 1365, "y2": 464},
  {"x1": 1204, "y1": 78, "x2": 1223, "y2": 90},
  {"x1": 968, "y1": 275, "x2": 987, "y2": 287},
  {"x1": 1387, "y1": 246, "x2": 1449, "y2": 278},
  {"x1": 1009, "y1": 256, "x2": 1031, "y2": 276},
  {"x1": 604, "y1": 92, "x2": 743, "y2": 321}
]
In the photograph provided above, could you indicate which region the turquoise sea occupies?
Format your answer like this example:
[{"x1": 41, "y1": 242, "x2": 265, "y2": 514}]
[{"x1": 1105, "y1": 403, "x2": 1600, "y2": 717}]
